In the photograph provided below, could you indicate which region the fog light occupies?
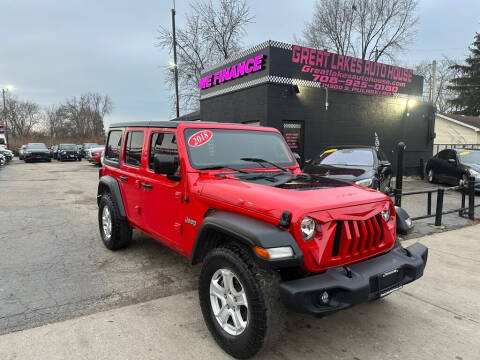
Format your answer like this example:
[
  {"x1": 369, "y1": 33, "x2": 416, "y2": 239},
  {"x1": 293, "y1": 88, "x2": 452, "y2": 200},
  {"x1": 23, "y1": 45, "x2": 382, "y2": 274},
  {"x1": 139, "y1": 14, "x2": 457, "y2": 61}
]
[{"x1": 320, "y1": 291, "x2": 329, "y2": 304}]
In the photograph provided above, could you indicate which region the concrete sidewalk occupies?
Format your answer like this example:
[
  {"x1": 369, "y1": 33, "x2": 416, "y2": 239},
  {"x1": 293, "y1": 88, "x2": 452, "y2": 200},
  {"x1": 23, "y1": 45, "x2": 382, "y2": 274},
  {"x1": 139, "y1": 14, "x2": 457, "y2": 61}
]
[{"x1": 1, "y1": 226, "x2": 479, "y2": 360}]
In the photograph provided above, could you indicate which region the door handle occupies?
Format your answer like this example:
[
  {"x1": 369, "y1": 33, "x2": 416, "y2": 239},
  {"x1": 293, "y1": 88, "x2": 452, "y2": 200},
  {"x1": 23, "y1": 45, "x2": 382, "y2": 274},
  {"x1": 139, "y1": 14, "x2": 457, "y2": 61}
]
[
  {"x1": 141, "y1": 182, "x2": 153, "y2": 189},
  {"x1": 119, "y1": 176, "x2": 128, "y2": 182}
]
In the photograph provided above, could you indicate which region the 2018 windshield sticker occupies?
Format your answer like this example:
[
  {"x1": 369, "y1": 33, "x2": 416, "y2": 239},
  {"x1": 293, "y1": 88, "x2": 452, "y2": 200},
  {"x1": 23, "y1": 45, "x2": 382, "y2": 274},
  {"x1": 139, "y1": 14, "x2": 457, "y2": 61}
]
[{"x1": 188, "y1": 130, "x2": 213, "y2": 147}]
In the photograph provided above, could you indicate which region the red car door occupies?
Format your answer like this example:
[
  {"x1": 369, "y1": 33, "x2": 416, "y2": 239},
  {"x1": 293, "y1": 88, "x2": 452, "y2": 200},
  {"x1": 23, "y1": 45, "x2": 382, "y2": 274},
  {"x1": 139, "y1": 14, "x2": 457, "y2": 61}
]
[
  {"x1": 140, "y1": 129, "x2": 184, "y2": 246},
  {"x1": 118, "y1": 129, "x2": 147, "y2": 227}
]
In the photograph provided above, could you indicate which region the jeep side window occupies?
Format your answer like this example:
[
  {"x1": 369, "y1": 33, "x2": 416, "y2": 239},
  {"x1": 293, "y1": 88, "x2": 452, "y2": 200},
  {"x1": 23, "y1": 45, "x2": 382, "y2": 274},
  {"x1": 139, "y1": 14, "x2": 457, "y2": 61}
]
[
  {"x1": 149, "y1": 132, "x2": 178, "y2": 170},
  {"x1": 124, "y1": 131, "x2": 144, "y2": 167},
  {"x1": 105, "y1": 130, "x2": 123, "y2": 162}
]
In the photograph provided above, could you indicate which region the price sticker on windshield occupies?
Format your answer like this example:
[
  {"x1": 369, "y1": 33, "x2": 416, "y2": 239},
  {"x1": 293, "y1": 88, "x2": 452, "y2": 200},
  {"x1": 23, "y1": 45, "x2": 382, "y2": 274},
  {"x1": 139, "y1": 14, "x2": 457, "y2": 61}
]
[
  {"x1": 188, "y1": 130, "x2": 213, "y2": 147},
  {"x1": 460, "y1": 151, "x2": 470, "y2": 156}
]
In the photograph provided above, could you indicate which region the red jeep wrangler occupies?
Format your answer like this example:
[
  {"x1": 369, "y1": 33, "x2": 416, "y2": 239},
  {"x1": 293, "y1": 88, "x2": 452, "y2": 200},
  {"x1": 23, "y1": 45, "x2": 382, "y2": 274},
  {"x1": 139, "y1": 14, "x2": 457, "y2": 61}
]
[{"x1": 97, "y1": 121, "x2": 428, "y2": 359}]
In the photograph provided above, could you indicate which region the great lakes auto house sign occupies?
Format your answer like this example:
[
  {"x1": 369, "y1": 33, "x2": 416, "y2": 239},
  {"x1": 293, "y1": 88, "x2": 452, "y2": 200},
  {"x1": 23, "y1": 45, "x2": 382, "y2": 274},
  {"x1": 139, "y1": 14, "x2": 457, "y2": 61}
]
[{"x1": 199, "y1": 40, "x2": 423, "y2": 99}]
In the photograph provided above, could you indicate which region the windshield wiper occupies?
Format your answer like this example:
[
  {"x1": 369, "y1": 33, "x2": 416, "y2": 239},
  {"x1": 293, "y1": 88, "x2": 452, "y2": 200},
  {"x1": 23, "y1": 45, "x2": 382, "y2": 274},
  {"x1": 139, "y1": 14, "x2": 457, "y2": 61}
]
[
  {"x1": 240, "y1": 157, "x2": 289, "y2": 172},
  {"x1": 197, "y1": 165, "x2": 249, "y2": 174}
]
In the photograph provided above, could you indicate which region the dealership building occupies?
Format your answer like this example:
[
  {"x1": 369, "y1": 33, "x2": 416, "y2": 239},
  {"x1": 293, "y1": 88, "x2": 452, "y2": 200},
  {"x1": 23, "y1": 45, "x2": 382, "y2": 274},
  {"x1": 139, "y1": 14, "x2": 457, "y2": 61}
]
[{"x1": 184, "y1": 40, "x2": 435, "y2": 175}]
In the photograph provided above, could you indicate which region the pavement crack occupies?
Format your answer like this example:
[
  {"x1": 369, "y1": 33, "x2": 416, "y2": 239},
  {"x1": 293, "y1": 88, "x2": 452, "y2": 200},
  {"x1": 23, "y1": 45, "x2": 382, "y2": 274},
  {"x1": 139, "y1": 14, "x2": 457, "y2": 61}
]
[{"x1": 401, "y1": 290, "x2": 480, "y2": 325}]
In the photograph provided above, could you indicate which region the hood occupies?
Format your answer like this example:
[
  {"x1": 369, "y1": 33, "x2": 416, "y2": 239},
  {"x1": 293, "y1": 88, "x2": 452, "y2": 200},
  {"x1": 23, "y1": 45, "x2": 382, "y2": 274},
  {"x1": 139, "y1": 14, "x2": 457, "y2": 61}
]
[
  {"x1": 303, "y1": 164, "x2": 373, "y2": 182},
  {"x1": 197, "y1": 173, "x2": 389, "y2": 221}
]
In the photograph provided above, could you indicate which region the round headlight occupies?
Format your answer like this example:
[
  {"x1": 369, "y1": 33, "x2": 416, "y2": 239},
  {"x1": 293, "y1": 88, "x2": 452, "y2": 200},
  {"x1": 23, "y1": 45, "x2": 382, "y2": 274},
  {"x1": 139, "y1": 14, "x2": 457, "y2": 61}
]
[
  {"x1": 301, "y1": 217, "x2": 316, "y2": 241},
  {"x1": 381, "y1": 209, "x2": 391, "y2": 222}
]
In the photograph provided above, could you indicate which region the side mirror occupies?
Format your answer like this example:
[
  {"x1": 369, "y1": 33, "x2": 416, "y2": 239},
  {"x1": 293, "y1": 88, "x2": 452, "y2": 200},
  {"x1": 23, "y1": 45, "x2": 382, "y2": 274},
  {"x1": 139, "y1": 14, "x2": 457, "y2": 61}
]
[
  {"x1": 154, "y1": 154, "x2": 180, "y2": 180},
  {"x1": 304, "y1": 158, "x2": 313, "y2": 165},
  {"x1": 448, "y1": 158, "x2": 456, "y2": 164},
  {"x1": 379, "y1": 160, "x2": 391, "y2": 167},
  {"x1": 293, "y1": 152, "x2": 301, "y2": 161}
]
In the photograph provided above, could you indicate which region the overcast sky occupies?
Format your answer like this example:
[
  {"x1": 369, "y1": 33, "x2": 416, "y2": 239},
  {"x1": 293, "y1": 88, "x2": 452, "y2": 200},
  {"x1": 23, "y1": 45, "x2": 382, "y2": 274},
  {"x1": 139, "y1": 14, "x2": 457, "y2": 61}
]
[{"x1": 1, "y1": 0, "x2": 479, "y2": 126}]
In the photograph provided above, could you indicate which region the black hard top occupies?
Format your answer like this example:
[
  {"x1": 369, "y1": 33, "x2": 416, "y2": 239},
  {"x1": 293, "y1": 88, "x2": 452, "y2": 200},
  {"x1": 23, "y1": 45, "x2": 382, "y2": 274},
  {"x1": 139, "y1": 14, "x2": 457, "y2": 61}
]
[
  {"x1": 107, "y1": 120, "x2": 258, "y2": 129},
  {"x1": 108, "y1": 120, "x2": 220, "y2": 129}
]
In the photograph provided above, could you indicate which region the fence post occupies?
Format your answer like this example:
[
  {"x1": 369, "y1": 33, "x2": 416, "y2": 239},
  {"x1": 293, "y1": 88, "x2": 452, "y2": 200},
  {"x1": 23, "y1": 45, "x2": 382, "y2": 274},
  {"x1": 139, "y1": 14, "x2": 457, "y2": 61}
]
[
  {"x1": 428, "y1": 192, "x2": 432, "y2": 215},
  {"x1": 435, "y1": 188, "x2": 444, "y2": 226},
  {"x1": 420, "y1": 158, "x2": 425, "y2": 180},
  {"x1": 460, "y1": 184, "x2": 466, "y2": 217},
  {"x1": 468, "y1": 176, "x2": 475, "y2": 220},
  {"x1": 394, "y1": 142, "x2": 406, "y2": 207}
]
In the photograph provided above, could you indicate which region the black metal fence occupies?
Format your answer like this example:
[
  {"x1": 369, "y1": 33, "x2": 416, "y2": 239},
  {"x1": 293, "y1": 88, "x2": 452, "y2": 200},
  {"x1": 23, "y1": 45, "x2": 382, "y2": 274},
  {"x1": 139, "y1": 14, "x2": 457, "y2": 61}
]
[{"x1": 393, "y1": 142, "x2": 478, "y2": 226}]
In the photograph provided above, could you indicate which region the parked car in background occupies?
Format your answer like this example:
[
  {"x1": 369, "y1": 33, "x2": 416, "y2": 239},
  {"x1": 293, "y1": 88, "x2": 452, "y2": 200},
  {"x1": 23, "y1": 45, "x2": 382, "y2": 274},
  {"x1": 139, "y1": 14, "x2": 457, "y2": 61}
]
[
  {"x1": 19, "y1": 145, "x2": 27, "y2": 160},
  {"x1": 0, "y1": 134, "x2": 6, "y2": 150},
  {"x1": 81, "y1": 143, "x2": 100, "y2": 158},
  {"x1": 24, "y1": 143, "x2": 51, "y2": 163},
  {"x1": 88, "y1": 147, "x2": 104, "y2": 166},
  {"x1": 426, "y1": 149, "x2": 480, "y2": 189},
  {"x1": 303, "y1": 145, "x2": 393, "y2": 193},
  {"x1": 57, "y1": 143, "x2": 81, "y2": 161},
  {"x1": 51, "y1": 145, "x2": 59, "y2": 159},
  {"x1": 0, "y1": 149, "x2": 13, "y2": 163}
]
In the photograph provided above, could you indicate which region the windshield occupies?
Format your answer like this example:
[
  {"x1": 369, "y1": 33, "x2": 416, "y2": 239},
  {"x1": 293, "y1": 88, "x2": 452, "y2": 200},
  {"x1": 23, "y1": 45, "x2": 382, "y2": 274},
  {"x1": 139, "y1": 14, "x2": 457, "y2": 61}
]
[
  {"x1": 318, "y1": 148, "x2": 374, "y2": 166},
  {"x1": 27, "y1": 143, "x2": 47, "y2": 150},
  {"x1": 184, "y1": 129, "x2": 295, "y2": 169},
  {"x1": 458, "y1": 150, "x2": 480, "y2": 164},
  {"x1": 59, "y1": 144, "x2": 77, "y2": 150}
]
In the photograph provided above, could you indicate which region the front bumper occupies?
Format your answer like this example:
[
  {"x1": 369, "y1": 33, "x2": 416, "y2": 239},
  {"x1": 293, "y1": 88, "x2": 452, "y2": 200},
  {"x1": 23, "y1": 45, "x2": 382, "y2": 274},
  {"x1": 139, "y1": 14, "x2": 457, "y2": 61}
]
[
  {"x1": 279, "y1": 242, "x2": 428, "y2": 316},
  {"x1": 25, "y1": 152, "x2": 50, "y2": 161}
]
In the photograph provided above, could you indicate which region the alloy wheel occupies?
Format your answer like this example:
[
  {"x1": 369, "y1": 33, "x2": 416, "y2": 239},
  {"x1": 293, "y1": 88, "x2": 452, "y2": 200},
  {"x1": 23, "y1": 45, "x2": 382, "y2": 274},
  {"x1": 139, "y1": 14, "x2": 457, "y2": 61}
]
[
  {"x1": 102, "y1": 206, "x2": 112, "y2": 240},
  {"x1": 209, "y1": 268, "x2": 249, "y2": 336}
]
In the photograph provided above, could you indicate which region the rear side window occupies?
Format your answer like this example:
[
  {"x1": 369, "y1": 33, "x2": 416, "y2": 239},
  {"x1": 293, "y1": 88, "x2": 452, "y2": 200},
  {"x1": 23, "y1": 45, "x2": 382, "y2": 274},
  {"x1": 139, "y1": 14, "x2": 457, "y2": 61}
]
[
  {"x1": 124, "y1": 131, "x2": 145, "y2": 167},
  {"x1": 149, "y1": 132, "x2": 178, "y2": 170},
  {"x1": 105, "y1": 130, "x2": 123, "y2": 162}
]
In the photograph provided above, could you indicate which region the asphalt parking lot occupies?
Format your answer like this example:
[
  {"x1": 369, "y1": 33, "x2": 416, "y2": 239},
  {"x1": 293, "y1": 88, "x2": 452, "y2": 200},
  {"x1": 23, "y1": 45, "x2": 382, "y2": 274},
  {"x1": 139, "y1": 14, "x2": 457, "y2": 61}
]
[
  {"x1": 0, "y1": 159, "x2": 198, "y2": 335},
  {"x1": 0, "y1": 158, "x2": 478, "y2": 338}
]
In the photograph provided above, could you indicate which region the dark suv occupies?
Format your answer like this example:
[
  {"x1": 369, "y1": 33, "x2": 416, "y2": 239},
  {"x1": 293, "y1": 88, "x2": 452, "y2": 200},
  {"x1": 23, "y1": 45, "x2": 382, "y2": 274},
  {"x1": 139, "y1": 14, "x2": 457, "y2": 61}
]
[
  {"x1": 57, "y1": 143, "x2": 81, "y2": 161},
  {"x1": 97, "y1": 121, "x2": 428, "y2": 359}
]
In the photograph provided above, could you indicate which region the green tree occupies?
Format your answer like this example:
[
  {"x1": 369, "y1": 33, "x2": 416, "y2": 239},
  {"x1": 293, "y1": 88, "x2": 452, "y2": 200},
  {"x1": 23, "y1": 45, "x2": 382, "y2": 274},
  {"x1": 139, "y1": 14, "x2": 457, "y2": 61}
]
[{"x1": 447, "y1": 33, "x2": 480, "y2": 115}]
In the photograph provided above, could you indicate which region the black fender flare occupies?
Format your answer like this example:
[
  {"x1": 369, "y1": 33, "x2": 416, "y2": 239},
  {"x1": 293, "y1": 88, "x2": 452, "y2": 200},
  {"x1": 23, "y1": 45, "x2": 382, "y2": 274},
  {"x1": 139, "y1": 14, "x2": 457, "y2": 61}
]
[
  {"x1": 190, "y1": 211, "x2": 304, "y2": 269},
  {"x1": 97, "y1": 175, "x2": 126, "y2": 219}
]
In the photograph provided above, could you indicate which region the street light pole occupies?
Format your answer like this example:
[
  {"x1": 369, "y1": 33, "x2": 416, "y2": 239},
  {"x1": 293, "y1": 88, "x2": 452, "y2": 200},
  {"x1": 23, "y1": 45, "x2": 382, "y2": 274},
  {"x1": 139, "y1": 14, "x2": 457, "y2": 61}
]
[
  {"x1": 171, "y1": 0, "x2": 180, "y2": 118},
  {"x1": 1, "y1": 88, "x2": 8, "y2": 146}
]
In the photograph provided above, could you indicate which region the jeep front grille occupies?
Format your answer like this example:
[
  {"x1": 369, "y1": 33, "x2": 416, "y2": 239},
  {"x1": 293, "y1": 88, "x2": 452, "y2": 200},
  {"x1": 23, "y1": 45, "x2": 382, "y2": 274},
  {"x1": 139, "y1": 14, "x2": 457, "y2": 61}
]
[{"x1": 331, "y1": 214, "x2": 385, "y2": 258}]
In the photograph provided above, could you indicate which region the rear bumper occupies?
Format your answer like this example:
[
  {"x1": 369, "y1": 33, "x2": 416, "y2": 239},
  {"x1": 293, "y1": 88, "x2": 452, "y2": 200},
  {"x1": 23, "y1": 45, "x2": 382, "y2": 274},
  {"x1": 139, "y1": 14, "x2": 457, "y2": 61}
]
[{"x1": 279, "y1": 242, "x2": 428, "y2": 316}]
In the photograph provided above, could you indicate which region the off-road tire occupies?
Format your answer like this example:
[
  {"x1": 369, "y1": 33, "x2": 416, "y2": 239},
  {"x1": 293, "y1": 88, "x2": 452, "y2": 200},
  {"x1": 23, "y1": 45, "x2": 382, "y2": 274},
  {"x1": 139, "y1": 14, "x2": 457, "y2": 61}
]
[
  {"x1": 98, "y1": 193, "x2": 132, "y2": 250},
  {"x1": 199, "y1": 245, "x2": 286, "y2": 359}
]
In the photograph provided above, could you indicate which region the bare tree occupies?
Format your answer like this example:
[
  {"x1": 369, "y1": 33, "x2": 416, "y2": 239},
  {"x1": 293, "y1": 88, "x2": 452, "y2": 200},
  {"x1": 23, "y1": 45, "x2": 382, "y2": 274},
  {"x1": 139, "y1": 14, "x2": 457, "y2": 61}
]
[
  {"x1": 2, "y1": 93, "x2": 43, "y2": 137},
  {"x1": 156, "y1": 0, "x2": 254, "y2": 114},
  {"x1": 300, "y1": 0, "x2": 419, "y2": 62},
  {"x1": 414, "y1": 58, "x2": 459, "y2": 113},
  {"x1": 57, "y1": 93, "x2": 112, "y2": 138}
]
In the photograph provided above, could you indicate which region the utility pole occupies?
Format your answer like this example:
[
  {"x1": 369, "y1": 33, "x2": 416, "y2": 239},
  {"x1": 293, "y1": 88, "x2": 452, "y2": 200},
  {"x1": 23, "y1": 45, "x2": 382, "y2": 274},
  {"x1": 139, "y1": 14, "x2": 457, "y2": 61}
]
[
  {"x1": 2, "y1": 88, "x2": 8, "y2": 146},
  {"x1": 171, "y1": 0, "x2": 180, "y2": 118},
  {"x1": 430, "y1": 60, "x2": 437, "y2": 106}
]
